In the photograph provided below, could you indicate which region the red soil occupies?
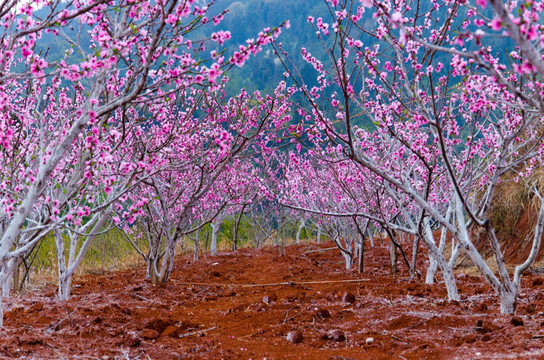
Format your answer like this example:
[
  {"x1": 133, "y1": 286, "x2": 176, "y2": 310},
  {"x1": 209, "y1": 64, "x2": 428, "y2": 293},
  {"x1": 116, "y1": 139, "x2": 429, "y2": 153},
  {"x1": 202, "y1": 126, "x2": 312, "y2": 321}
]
[{"x1": 2, "y1": 242, "x2": 544, "y2": 359}]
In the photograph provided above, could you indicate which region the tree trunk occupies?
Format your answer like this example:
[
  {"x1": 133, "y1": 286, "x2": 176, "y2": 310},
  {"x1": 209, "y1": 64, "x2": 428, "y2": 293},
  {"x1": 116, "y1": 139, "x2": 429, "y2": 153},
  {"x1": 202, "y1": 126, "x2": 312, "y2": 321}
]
[
  {"x1": 344, "y1": 251, "x2": 352, "y2": 270},
  {"x1": 193, "y1": 228, "x2": 200, "y2": 261},
  {"x1": 390, "y1": 240, "x2": 398, "y2": 276},
  {"x1": 296, "y1": 220, "x2": 305, "y2": 244},
  {"x1": 411, "y1": 235, "x2": 420, "y2": 279},
  {"x1": 426, "y1": 210, "x2": 452, "y2": 284},
  {"x1": 425, "y1": 253, "x2": 438, "y2": 284},
  {"x1": 161, "y1": 241, "x2": 176, "y2": 284},
  {"x1": 358, "y1": 235, "x2": 365, "y2": 273},
  {"x1": 149, "y1": 251, "x2": 170, "y2": 286},
  {"x1": 233, "y1": 205, "x2": 246, "y2": 251},
  {"x1": 58, "y1": 274, "x2": 72, "y2": 301},
  {"x1": 500, "y1": 286, "x2": 518, "y2": 314},
  {"x1": 211, "y1": 221, "x2": 221, "y2": 256},
  {"x1": 421, "y1": 221, "x2": 460, "y2": 301},
  {"x1": 55, "y1": 213, "x2": 109, "y2": 300},
  {"x1": 12, "y1": 261, "x2": 20, "y2": 294},
  {"x1": 54, "y1": 229, "x2": 70, "y2": 300}
]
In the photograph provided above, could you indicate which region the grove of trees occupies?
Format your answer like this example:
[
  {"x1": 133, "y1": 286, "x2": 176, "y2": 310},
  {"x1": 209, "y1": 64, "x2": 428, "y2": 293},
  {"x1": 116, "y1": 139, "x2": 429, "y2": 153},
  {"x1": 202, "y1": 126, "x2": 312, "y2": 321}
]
[{"x1": 1, "y1": 0, "x2": 544, "y2": 328}]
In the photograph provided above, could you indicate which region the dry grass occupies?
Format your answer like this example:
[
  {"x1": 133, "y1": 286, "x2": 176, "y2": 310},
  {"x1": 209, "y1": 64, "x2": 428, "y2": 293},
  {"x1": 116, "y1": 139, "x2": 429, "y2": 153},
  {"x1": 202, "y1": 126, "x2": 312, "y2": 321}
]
[
  {"x1": 491, "y1": 167, "x2": 544, "y2": 238},
  {"x1": 22, "y1": 235, "x2": 321, "y2": 292}
]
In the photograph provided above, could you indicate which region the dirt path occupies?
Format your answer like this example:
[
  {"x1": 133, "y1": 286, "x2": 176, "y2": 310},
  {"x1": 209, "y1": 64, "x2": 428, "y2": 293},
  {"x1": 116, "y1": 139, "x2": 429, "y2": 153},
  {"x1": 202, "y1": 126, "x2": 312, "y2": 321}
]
[{"x1": 2, "y1": 243, "x2": 544, "y2": 359}]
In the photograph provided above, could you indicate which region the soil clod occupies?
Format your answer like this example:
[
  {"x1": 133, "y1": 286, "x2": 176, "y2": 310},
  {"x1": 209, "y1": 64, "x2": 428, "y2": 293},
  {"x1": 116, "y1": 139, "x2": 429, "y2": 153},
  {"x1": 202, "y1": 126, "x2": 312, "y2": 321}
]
[
  {"x1": 2, "y1": 243, "x2": 543, "y2": 359},
  {"x1": 315, "y1": 308, "x2": 331, "y2": 319},
  {"x1": 141, "y1": 329, "x2": 160, "y2": 340},
  {"x1": 510, "y1": 316, "x2": 525, "y2": 327},
  {"x1": 475, "y1": 319, "x2": 500, "y2": 334},
  {"x1": 145, "y1": 318, "x2": 174, "y2": 333}
]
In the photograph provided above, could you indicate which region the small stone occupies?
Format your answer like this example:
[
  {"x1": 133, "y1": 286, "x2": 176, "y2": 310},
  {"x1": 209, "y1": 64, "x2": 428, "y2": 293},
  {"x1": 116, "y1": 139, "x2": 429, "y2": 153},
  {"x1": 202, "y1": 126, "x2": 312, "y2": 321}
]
[
  {"x1": 511, "y1": 316, "x2": 525, "y2": 327},
  {"x1": 327, "y1": 330, "x2": 346, "y2": 342},
  {"x1": 119, "y1": 334, "x2": 140, "y2": 347},
  {"x1": 141, "y1": 329, "x2": 159, "y2": 340},
  {"x1": 263, "y1": 293, "x2": 278, "y2": 304},
  {"x1": 315, "y1": 308, "x2": 331, "y2": 319},
  {"x1": 342, "y1": 292, "x2": 356, "y2": 304},
  {"x1": 286, "y1": 330, "x2": 303, "y2": 344},
  {"x1": 365, "y1": 337, "x2": 374, "y2": 344},
  {"x1": 230, "y1": 304, "x2": 248, "y2": 313}
]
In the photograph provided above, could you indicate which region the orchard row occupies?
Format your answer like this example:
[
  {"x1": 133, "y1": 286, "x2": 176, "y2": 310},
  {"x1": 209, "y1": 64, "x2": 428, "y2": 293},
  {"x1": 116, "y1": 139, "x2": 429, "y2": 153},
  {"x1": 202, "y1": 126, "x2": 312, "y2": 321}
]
[{"x1": 0, "y1": 0, "x2": 543, "y2": 326}]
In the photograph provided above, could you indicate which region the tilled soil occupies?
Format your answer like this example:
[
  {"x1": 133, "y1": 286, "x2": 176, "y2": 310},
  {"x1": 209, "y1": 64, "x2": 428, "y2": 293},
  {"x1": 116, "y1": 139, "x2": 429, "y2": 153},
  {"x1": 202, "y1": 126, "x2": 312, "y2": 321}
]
[{"x1": 2, "y1": 242, "x2": 544, "y2": 359}]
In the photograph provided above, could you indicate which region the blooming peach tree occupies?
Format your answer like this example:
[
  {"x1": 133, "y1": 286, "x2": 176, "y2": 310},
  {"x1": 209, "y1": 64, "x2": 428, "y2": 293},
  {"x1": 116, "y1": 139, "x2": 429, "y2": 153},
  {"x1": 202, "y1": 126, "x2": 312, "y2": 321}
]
[
  {"x1": 0, "y1": 0, "x2": 288, "y2": 320},
  {"x1": 275, "y1": 0, "x2": 544, "y2": 313}
]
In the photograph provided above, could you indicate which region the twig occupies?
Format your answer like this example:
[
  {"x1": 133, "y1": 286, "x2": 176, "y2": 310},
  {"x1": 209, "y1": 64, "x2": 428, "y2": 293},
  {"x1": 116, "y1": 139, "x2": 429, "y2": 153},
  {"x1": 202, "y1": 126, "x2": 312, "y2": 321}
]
[
  {"x1": 283, "y1": 309, "x2": 304, "y2": 324},
  {"x1": 179, "y1": 326, "x2": 218, "y2": 338},
  {"x1": 400, "y1": 315, "x2": 437, "y2": 330},
  {"x1": 304, "y1": 247, "x2": 338, "y2": 254},
  {"x1": 132, "y1": 293, "x2": 153, "y2": 302},
  {"x1": 45, "y1": 311, "x2": 76, "y2": 333},
  {"x1": 175, "y1": 279, "x2": 370, "y2": 288},
  {"x1": 391, "y1": 335, "x2": 408, "y2": 343},
  {"x1": 447, "y1": 327, "x2": 472, "y2": 332},
  {"x1": 194, "y1": 287, "x2": 210, "y2": 297},
  {"x1": 239, "y1": 330, "x2": 263, "y2": 341}
]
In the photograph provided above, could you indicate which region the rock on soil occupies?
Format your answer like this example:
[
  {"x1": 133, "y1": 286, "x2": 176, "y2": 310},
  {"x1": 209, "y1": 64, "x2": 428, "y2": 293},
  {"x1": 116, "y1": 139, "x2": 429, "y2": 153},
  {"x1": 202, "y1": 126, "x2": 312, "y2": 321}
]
[
  {"x1": 263, "y1": 292, "x2": 277, "y2": 304},
  {"x1": 315, "y1": 307, "x2": 331, "y2": 319},
  {"x1": 326, "y1": 330, "x2": 346, "y2": 342},
  {"x1": 286, "y1": 330, "x2": 304, "y2": 344},
  {"x1": 342, "y1": 292, "x2": 356, "y2": 304}
]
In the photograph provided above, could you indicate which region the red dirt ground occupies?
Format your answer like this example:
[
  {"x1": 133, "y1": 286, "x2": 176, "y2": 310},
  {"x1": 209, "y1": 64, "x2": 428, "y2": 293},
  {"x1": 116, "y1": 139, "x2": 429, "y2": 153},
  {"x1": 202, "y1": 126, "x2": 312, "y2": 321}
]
[{"x1": 2, "y1": 242, "x2": 544, "y2": 359}]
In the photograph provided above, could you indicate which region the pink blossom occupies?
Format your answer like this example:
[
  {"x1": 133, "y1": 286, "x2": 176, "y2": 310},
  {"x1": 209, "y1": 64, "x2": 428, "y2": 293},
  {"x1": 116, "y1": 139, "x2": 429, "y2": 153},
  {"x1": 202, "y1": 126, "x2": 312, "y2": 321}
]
[
  {"x1": 207, "y1": 63, "x2": 222, "y2": 83},
  {"x1": 391, "y1": 12, "x2": 402, "y2": 23}
]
